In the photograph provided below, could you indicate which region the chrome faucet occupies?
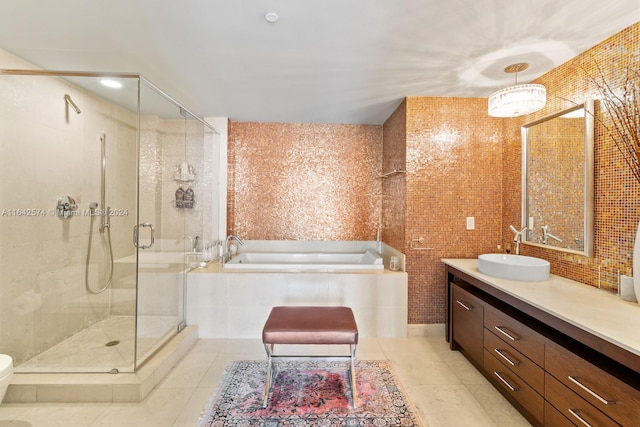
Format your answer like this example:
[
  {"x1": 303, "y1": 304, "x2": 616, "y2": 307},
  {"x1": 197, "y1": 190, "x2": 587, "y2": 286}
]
[
  {"x1": 509, "y1": 225, "x2": 527, "y2": 255},
  {"x1": 224, "y1": 234, "x2": 245, "y2": 262},
  {"x1": 177, "y1": 234, "x2": 198, "y2": 252},
  {"x1": 541, "y1": 225, "x2": 562, "y2": 245}
]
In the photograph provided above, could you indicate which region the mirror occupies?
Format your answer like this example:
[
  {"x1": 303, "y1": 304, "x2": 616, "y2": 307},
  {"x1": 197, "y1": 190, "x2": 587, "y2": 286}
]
[{"x1": 521, "y1": 100, "x2": 594, "y2": 256}]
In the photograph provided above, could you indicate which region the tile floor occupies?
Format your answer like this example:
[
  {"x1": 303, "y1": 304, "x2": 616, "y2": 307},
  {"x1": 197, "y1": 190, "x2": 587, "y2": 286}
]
[{"x1": 0, "y1": 336, "x2": 531, "y2": 426}]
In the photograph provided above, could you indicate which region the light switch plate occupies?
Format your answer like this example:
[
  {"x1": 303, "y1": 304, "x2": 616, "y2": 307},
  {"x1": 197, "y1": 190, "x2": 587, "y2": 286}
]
[{"x1": 466, "y1": 216, "x2": 475, "y2": 230}]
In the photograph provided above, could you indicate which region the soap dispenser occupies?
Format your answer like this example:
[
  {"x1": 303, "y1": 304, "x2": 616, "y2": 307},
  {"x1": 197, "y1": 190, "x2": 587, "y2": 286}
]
[
  {"x1": 184, "y1": 184, "x2": 194, "y2": 209},
  {"x1": 175, "y1": 185, "x2": 185, "y2": 208}
]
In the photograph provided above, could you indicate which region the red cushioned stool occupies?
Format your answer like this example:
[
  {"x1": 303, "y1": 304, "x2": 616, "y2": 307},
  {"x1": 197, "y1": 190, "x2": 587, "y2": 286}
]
[{"x1": 261, "y1": 306, "x2": 359, "y2": 408}]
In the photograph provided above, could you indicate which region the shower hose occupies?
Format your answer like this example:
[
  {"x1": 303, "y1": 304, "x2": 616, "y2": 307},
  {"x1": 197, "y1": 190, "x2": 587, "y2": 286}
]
[{"x1": 85, "y1": 206, "x2": 114, "y2": 294}]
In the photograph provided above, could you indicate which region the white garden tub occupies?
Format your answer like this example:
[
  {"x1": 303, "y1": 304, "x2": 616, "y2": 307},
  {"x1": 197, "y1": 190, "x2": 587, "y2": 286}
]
[{"x1": 223, "y1": 248, "x2": 384, "y2": 272}]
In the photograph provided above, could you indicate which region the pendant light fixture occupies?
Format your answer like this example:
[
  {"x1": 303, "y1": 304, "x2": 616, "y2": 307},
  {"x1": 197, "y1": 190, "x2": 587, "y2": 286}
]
[{"x1": 488, "y1": 63, "x2": 546, "y2": 117}]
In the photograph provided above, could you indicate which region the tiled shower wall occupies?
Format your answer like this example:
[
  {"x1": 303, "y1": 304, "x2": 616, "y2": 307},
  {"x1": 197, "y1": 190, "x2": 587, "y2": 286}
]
[
  {"x1": 0, "y1": 49, "x2": 138, "y2": 363},
  {"x1": 227, "y1": 122, "x2": 382, "y2": 240}
]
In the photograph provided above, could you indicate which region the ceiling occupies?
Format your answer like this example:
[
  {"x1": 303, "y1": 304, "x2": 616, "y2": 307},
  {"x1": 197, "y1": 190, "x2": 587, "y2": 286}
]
[{"x1": 1, "y1": 1, "x2": 638, "y2": 125}]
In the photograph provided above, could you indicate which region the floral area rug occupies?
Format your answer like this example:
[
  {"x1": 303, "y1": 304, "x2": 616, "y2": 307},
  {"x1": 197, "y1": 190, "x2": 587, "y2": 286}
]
[{"x1": 199, "y1": 359, "x2": 423, "y2": 426}]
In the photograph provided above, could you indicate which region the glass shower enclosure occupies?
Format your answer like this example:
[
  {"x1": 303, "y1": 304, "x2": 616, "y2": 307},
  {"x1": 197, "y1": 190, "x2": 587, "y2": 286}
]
[{"x1": 0, "y1": 69, "x2": 216, "y2": 373}]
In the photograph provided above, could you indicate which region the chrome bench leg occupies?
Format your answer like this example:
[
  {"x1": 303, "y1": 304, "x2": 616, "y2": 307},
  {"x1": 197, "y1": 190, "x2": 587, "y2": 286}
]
[
  {"x1": 263, "y1": 343, "x2": 274, "y2": 408},
  {"x1": 350, "y1": 344, "x2": 357, "y2": 407}
]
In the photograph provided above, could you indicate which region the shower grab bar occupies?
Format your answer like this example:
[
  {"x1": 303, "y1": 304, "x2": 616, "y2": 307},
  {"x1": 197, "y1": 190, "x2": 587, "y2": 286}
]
[{"x1": 133, "y1": 223, "x2": 155, "y2": 250}]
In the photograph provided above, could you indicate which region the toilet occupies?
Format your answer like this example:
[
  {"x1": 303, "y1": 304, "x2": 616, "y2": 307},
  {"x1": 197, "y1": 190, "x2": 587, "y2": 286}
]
[{"x1": 0, "y1": 354, "x2": 13, "y2": 403}]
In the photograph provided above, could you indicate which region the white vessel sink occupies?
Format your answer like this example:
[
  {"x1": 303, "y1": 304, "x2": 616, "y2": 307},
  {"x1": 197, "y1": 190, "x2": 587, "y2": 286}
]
[{"x1": 478, "y1": 254, "x2": 550, "y2": 281}]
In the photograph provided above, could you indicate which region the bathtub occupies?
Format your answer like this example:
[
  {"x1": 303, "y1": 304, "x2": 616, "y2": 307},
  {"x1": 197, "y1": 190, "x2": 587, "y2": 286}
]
[
  {"x1": 223, "y1": 248, "x2": 384, "y2": 272},
  {"x1": 116, "y1": 251, "x2": 201, "y2": 269},
  {"x1": 187, "y1": 240, "x2": 408, "y2": 338}
]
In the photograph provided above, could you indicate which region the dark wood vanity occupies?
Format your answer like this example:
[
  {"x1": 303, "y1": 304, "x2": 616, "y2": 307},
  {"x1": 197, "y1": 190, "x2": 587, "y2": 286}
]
[{"x1": 445, "y1": 262, "x2": 640, "y2": 427}]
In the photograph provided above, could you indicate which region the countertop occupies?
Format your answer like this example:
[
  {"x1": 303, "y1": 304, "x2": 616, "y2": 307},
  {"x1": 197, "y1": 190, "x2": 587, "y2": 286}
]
[{"x1": 442, "y1": 258, "x2": 640, "y2": 358}]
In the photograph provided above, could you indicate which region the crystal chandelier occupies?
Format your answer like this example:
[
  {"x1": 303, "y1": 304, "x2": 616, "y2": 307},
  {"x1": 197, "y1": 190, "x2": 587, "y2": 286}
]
[{"x1": 488, "y1": 63, "x2": 546, "y2": 117}]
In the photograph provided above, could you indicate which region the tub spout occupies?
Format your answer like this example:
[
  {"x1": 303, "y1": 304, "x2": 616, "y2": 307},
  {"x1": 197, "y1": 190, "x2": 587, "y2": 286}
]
[
  {"x1": 177, "y1": 234, "x2": 198, "y2": 252},
  {"x1": 224, "y1": 235, "x2": 244, "y2": 262}
]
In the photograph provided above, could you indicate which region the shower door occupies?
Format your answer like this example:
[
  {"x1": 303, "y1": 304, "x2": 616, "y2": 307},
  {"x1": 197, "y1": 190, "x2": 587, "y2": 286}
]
[{"x1": 135, "y1": 80, "x2": 194, "y2": 367}]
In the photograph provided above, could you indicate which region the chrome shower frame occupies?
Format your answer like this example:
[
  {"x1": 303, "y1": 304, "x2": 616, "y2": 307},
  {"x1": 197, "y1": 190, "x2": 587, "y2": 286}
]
[{"x1": 0, "y1": 68, "x2": 218, "y2": 376}]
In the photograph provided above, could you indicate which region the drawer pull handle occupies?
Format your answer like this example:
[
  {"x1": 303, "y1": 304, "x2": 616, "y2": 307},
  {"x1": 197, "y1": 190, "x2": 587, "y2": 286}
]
[
  {"x1": 568, "y1": 376, "x2": 616, "y2": 405},
  {"x1": 493, "y1": 371, "x2": 520, "y2": 392},
  {"x1": 456, "y1": 300, "x2": 471, "y2": 311},
  {"x1": 567, "y1": 408, "x2": 593, "y2": 427},
  {"x1": 494, "y1": 326, "x2": 520, "y2": 341},
  {"x1": 494, "y1": 348, "x2": 521, "y2": 366}
]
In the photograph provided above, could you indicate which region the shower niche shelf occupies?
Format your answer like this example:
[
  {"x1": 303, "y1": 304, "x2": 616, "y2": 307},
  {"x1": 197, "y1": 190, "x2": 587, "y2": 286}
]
[
  {"x1": 173, "y1": 162, "x2": 196, "y2": 182},
  {"x1": 171, "y1": 200, "x2": 195, "y2": 209}
]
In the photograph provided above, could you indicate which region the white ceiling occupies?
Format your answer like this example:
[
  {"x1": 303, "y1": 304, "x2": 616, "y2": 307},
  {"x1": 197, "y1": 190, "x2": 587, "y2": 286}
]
[{"x1": 1, "y1": 1, "x2": 638, "y2": 124}]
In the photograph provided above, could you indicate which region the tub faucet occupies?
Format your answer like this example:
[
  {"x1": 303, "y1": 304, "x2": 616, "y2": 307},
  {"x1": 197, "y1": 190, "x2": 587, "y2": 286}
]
[
  {"x1": 177, "y1": 234, "x2": 197, "y2": 252},
  {"x1": 224, "y1": 234, "x2": 244, "y2": 262},
  {"x1": 541, "y1": 225, "x2": 562, "y2": 245},
  {"x1": 509, "y1": 225, "x2": 527, "y2": 255}
]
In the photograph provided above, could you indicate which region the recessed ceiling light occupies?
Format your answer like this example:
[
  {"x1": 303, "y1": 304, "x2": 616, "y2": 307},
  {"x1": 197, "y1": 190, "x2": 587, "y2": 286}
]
[
  {"x1": 264, "y1": 12, "x2": 279, "y2": 23},
  {"x1": 99, "y1": 79, "x2": 122, "y2": 89}
]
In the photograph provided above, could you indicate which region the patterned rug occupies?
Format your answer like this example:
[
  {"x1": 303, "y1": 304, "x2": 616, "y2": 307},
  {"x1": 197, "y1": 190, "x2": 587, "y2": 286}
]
[{"x1": 199, "y1": 359, "x2": 423, "y2": 426}]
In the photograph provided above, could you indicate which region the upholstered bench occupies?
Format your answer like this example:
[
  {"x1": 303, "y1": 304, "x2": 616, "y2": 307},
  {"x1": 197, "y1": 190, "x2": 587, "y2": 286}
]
[{"x1": 261, "y1": 306, "x2": 359, "y2": 407}]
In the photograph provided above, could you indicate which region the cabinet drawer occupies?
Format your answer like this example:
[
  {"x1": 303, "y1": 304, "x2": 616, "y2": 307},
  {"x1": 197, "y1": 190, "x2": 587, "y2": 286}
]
[
  {"x1": 546, "y1": 372, "x2": 620, "y2": 426},
  {"x1": 452, "y1": 285, "x2": 484, "y2": 364},
  {"x1": 484, "y1": 305, "x2": 544, "y2": 366},
  {"x1": 483, "y1": 349, "x2": 544, "y2": 425},
  {"x1": 546, "y1": 343, "x2": 640, "y2": 426},
  {"x1": 484, "y1": 328, "x2": 544, "y2": 394},
  {"x1": 544, "y1": 401, "x2": 576, "y2": 427}
]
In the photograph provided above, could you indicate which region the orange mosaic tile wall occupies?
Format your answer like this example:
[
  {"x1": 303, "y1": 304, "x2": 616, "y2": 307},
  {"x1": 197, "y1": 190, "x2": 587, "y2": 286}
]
[
  {"x1": 227, "y1": 122, "x2": 382, "y2": 240},
  {"x1": 381, "y1": 100, "x2": 407, "y2": 252},
  {"x1": 507, "y1": 22, "x2": 640, "y2": 291},
  {"x1": 399, "y1": 97, "x2": 506, "y2": 323},
  {"x1": 225, "y1": 23, "x2": 638, "y2": 324}
]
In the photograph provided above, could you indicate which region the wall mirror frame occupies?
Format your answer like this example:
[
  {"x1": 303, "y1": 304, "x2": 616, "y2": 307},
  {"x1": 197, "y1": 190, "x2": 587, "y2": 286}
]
[{"x1": 521, "y1": 99, "x2": 594, "y2": 257}]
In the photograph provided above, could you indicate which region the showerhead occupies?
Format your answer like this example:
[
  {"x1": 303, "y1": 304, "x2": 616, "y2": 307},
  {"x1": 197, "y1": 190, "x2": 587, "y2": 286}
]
[{"x1": 64, "y1": 94, "x2": 81, "y2": 114}]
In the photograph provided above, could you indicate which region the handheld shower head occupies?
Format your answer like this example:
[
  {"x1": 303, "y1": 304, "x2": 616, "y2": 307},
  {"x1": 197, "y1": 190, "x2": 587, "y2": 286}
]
[{"x1": 64, "y1": 94, "x2": 81, "y2": 114}]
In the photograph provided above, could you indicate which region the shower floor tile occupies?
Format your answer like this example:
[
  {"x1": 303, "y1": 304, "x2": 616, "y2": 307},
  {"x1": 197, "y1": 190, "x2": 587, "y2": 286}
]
[{"x1": 16, "y1": 315, "x2": 180, "y2": 373}]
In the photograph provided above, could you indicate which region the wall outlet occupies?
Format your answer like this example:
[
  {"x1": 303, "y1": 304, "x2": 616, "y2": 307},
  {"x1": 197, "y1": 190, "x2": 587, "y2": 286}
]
[{"x1": 466, "y1": 216, "x2": 475, "y2": 230}]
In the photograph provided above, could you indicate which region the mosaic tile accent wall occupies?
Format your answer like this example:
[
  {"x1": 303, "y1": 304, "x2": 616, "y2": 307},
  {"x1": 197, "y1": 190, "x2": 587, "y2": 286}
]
[
  {"x1": 225, "y1": 23, "x2": 638, "y2": 324},
  {"x1": 227, "y1": 122, "x2": 383, "y2": 240},
  {"x1": 382, "y1": 100, "x2": 407, "y2": 252},
  {"x1": 507, "y1": 22, "x2": 640, "y2": 291},
  {"x1": 401, "y1": 97, "x2": 505, "y2": 323}
]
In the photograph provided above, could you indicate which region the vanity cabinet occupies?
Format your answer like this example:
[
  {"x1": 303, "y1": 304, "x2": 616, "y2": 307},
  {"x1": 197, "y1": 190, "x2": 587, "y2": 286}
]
[
  {"x1": 445, "y1": 264, "x2": 640, "y2": 427},
  {"x1": 451, "y1": 283, "x2": 484, "y2": 365},
  {"x1": 483, "y1": 304, "x2": 545, "y2": 425},
  {"x1": 546, "y1": 342, "x2": 640, "y2": 426}
]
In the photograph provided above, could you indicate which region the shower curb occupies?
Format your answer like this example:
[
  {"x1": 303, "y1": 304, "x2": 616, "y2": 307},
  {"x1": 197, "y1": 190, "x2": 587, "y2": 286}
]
[{"x1": 4, "y1": 326, "x2": 198, "y2": 403}]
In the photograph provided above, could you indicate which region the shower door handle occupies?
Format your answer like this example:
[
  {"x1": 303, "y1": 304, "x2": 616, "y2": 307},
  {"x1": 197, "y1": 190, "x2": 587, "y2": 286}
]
[{"x1": 134, "y1": 223, "x2": 155, "y2": 249}]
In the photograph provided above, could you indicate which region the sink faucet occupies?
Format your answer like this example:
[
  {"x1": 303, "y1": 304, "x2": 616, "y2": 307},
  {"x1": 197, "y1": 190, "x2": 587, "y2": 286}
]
[
  {"x1": 224, "y1": 234, "x2": 245, "y2": 262},
  {"x1": 509, "y1": 225, "x2": 527, "y2": 255},
  {"x1": 541, "y1": 225, "x2": 562, "y2": 245}
]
